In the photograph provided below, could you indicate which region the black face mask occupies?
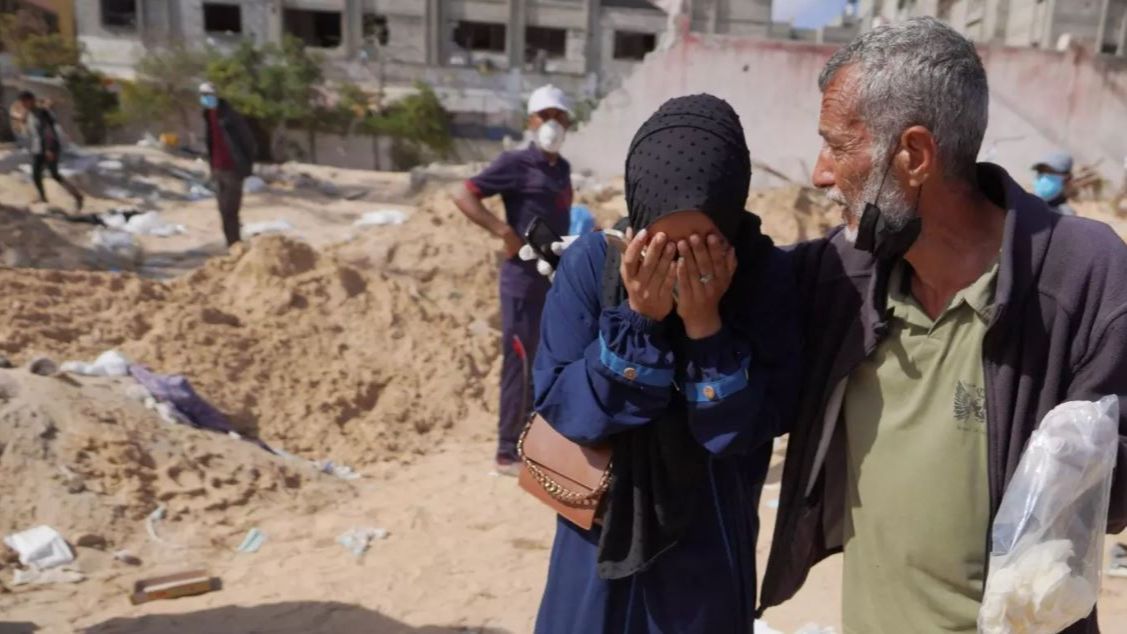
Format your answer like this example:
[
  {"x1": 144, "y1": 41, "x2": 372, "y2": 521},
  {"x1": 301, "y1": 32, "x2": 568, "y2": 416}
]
[{"x1": 853, "y1": 151, "x2": 922, "y2": 261}]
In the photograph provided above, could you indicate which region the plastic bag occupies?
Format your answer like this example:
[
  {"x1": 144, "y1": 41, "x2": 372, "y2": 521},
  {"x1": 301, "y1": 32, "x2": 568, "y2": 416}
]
[{"x1": 979, "y1": 397, "x2": 1119, "y2": 634}]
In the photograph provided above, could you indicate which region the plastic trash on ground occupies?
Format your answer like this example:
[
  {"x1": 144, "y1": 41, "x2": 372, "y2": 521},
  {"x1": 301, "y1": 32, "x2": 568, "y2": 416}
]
[
  {"x1": 979, "y1": 397, "x2": 1119, "y2": 634},
  {"x1": 338, "y1": 527, "x2": 389, "y2": 558},
  {"x1": 243, "y1": 176, "x2": 267, "y2": 194},
  {"x1": 90, "y1": 228, "x2": 141, "y2": 262},
  {"x1": 354, "y1": 210, "x2": 408, "y2": 227},
  {"x1": 12, "y1": 566, "x2": 84, "y2": 586},
  {"x1": 235, "y1": 528, "x2": 267, "y2": 553},
  {"x1": 186, "y1": 183, "x2": 213, "y2": 201},
  {"x1": 4, "y1": 525, "x2": 75, "y2": 570},
  {"x1": 124, "y1": 211, "x2": 186, "y2": 237},
  {"x1": 243, "y1": 219, "x2": 295, "y2": 238},
  {"x1": 61, "y1": 349, "x2": 132, "y2": 377}
]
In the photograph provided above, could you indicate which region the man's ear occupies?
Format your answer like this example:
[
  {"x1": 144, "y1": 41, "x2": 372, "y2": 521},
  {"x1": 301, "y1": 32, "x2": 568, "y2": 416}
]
[{"x1": 900, "y1": 125, "x2": 937, "y2": 187}]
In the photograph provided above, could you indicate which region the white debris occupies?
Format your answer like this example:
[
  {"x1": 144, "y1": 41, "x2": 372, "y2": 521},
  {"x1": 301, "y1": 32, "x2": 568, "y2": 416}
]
[
  {"x1": 337, "y1": 527, "x2": 389, "y2": 558},
  {"x1": 137, "y1": 133, "x2": 161, "y2": 148},
  {"x1": 61, "y1": 349, "x2": 131, "y2": 377},
  {"x1": 794, "y1": 624, "x2": 837, "y2": 634},
  {"x1": 243, "y1": 175, "x2": 267, "y2": 194},
  {"x1": 317, "y1": 460, "x2": 361, "y2": 480},
  {"x1": 243, "y1": 219, "x2": 295, "y2": 238},
  {"x1": 186, "y1": 183, "x2": 213, "y2": 200},
  {"x1": 4, "y1": 525, "x2": 74, "y2": 570},
  {"x1": 90, "y1": 228, "x2": 140, "y2": 262},
  {"x1": 97, "y1": 159, "x2": 124, "y2": 171},
  {"x1": 753, "y1": 620, "x2": 783, "y2": 634},
  {"x1": 104, "y1": 186, "x2": 136, "y2": 200},
  {"x1": 121, "y1": 211, "x2": 186, "y2": 237},
  {"x1": 12, "y1": 566, "x2": 84, "y2": 586},
  {"x1": 354, "y1": 209, "x2": 408, "y2": 227}
]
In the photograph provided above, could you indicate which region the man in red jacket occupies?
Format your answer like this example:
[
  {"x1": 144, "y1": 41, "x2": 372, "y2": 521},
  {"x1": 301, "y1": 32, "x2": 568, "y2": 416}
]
[
  {"x1": 759, "y1": 18, "x2": 1127, "y2": 633},
  {"x1": 200, "y1": 82, "x2": 256, "y2": 247}
]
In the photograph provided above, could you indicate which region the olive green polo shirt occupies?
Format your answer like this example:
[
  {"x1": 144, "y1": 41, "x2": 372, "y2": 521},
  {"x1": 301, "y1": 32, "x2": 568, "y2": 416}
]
[{"x1": 842, "y1": 259, "x2": 998, "y2": 633}]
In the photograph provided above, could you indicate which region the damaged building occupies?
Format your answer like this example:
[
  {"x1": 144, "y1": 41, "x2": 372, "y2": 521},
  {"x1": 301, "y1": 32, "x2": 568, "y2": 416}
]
[{"x1": 71, "y1": 1, "x2": 772, "y2": 120}]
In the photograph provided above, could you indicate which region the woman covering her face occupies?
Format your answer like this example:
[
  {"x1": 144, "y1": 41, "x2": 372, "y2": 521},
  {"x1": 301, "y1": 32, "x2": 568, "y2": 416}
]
[{"x1": 531, "y1": 94, "x2": 801, "y2": 633}]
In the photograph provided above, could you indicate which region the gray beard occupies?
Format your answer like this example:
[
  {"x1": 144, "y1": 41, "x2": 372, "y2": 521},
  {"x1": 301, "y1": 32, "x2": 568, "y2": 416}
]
[{"x1": 838, "y1": 161, "x2": 917, "y2": 245}]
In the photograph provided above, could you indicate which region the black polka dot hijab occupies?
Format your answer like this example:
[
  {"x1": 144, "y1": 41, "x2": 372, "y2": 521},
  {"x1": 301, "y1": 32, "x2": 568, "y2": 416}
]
[
  {"x1": 624, "y1": 93, "x2": 752, "y2": 243},
  {"x1": 602, "y1": 93, "x2": 770, "y2": 311}
]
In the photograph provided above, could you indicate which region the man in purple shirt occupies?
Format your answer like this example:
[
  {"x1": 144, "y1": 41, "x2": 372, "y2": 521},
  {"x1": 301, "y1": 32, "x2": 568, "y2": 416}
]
[{"x1": 452, "y1": 85, "x2": 574, "y2": 472}]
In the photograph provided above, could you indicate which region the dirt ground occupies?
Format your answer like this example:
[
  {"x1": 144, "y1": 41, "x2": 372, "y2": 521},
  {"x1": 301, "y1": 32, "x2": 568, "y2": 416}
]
[{"x1": 1, "y1": 146, "x2": 1126, "y2": 633}]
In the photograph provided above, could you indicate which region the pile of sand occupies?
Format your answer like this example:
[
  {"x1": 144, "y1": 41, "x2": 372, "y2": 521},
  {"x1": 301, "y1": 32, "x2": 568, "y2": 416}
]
[
  {"x1": 0, "y1": 204, "x2": 133, "y2": 271},
  {"x1": 0, "y1": 192, "x2": 504, "y2": 468},
  {"x1": 0, "y1": 369, "x2": 347, "y2": 556}
]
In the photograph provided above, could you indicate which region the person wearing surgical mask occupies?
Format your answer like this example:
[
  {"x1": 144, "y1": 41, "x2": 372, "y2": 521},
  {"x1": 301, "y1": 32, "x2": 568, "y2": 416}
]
[
  {"x1": 451, "y1": 84, "x2": 574, "y2": 475},
  {"x1": 200, "y1": 82, "x2": 257, "y2": 246},
  {"x1": 1032, "y1": 151, "x2": 1077, "y2": 216}
]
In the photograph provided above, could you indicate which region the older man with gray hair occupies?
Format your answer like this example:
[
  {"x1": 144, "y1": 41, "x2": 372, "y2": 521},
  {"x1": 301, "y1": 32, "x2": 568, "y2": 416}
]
[{"x1": 760, "y1": 17, "x2": 1127, "y2": 632}]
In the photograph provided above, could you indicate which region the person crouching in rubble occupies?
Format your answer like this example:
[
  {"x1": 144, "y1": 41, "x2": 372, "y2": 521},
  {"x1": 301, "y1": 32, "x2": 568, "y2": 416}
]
[
  {"x1": 529, "y1": 94, "x2": 800, "y2": 633},
  {"x1": 19, "y1": 90, "x2": 84, "y2": 211},
  {"x1": 199, "y1": 82, "x2": 257, "y2": 247}
]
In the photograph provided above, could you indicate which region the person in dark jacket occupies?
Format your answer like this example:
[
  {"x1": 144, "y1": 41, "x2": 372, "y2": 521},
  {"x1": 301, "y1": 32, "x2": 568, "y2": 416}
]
[
  {"x1": 18, "y1": 90, "x2": 84, "y2": 211},
  {"x1": 758, "y1": 18, "x2": 1127, "y2": 633},
  {"x1": 532, "y1": 95, "x2": 799, "y2": 633},
  {"x1": 199, "y1": 82, "x2": 256, "y2": 246}
]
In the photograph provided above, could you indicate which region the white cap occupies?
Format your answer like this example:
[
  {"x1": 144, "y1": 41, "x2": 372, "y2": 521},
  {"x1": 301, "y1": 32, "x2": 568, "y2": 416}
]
[
  {"x1": 527, "y1": 84, "x2": 571, "y2": 115},
  {"x1": 198, "y1": 82, "x2": 216, "y2": 95}
]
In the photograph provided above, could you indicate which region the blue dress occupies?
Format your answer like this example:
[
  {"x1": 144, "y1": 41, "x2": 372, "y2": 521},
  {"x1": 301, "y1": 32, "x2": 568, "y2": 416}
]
[{"x1": 531, "y1": 232, "x2": 800, "y2": 634}]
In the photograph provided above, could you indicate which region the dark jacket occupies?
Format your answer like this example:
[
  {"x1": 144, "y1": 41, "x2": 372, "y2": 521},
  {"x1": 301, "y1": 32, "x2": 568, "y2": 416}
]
[
  {"x1": 203, "y1": 99, "x2": 256, "y2": 179},
  {"x1": 760, "y1": 164, "x2": 1127, "y2": 633}
]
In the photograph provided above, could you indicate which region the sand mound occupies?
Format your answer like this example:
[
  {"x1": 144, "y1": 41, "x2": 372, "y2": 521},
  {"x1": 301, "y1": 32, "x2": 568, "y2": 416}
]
[
  {"x1": 0, "y1": 204, "x2": 133, "y2": 271},
  {"x1": 0, "y1": 194, "x2": 503, "y2": 467},
  {"x1": 0, "y1": 369, "x2": 345, "y2": 554}
]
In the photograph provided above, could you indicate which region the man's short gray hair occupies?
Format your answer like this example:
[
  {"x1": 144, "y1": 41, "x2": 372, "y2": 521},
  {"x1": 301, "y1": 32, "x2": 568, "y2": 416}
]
[{"x1": 819, "y1": 17, "x2": 989, "y2": 182}]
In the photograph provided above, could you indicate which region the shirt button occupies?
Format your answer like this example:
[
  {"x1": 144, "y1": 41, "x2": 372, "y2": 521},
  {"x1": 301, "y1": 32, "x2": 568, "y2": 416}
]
[
  {"x1": 623, "y1": 367, "x2": 638, "y2": 381},
  {"x1": 703, "y1": 386, "x2": 717, "y2": 401}
]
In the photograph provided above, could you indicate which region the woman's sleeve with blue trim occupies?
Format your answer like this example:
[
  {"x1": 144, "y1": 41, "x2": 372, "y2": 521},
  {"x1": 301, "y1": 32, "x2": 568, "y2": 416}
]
[
  {"x1": 682, "y1": 250, "x2": 803, "y2": 456},
  {"x1": 533, "y1": 234, "x2": 675, "y2": 445}
]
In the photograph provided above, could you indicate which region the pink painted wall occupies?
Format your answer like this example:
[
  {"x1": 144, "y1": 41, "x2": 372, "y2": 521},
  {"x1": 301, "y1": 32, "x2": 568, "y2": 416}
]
[{"x1": 569, "y1": 35, "x2": 1127, "y2": 190}]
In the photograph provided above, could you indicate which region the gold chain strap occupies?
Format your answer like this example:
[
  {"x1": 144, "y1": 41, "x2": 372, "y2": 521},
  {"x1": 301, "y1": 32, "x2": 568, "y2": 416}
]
[{"x1": 517, "y1": 419, "x2": 612, "y2": 506}]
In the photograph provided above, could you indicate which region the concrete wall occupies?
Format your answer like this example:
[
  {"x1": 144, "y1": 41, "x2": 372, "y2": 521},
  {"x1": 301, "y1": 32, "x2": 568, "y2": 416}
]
[
  {"x1": 1051, "y1": 0, "x2": 1106, "y2": 46},
  {"x1": 75, "y1": 0, "x2": 149, "y2": 78},
  {"x1": 566, "y1": 34, "x2": 1127, "y2": 191},
  {"x1": 597, "y1": 5, "x2": 666, "y2": 93}
]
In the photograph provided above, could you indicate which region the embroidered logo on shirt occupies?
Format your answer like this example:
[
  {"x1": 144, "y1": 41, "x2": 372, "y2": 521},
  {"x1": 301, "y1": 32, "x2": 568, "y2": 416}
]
[{"x1": 954, "y1": 380, "x2": 987, "y2": 425}]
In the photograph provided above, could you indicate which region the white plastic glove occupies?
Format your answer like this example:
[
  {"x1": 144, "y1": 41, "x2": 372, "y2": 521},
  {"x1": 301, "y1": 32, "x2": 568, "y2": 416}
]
[{"x1": 518, "y1": 235, "x2": 580, "y2": 280}]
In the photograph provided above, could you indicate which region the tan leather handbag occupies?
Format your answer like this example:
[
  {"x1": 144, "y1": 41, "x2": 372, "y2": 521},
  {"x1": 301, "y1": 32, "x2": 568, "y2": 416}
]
[{"x1": 517, "y1": 413, "x2": 613, "y2": 530}]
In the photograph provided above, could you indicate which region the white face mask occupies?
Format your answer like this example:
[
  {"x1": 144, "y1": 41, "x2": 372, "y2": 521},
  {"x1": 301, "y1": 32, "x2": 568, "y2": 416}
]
[{"x1": 535, "y1": 120, "x2": 566, "y2": 154}]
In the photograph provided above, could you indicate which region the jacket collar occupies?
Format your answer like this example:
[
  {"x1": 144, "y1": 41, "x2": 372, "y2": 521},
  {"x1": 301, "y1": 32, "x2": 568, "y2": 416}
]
[{"x1": 839, "y1": 163, "x2": 1056, "y2": 341}]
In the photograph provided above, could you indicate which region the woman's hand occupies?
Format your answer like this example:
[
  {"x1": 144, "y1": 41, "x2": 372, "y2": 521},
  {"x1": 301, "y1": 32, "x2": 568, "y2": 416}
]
[
  {"x1": 622, "y1": 228, "x2": 677, "y2": 321},
  {"x1": 676, "y1": 234, "x2": 737, "y2": 339}
]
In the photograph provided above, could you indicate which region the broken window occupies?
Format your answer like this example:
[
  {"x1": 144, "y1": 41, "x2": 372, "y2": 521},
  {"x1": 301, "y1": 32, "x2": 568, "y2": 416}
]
[
  {"x1": 453, "y1": 21, "x2": 507, "y2": 53},
  {"x1": 526, "y1": 26, "x2": 567, "y2": 61},
  {"x1": 203, "y1": 3, "x2": 242, "y2": 35},
  {"x1": 363, "y1": 14, "x2": 389, "y2": 46},
  {"x1": 283, "y1": 9, "x2": 343, "y2": 48},
  {"x1": 613, "y1": 31, "x2": 656, "y2": 61},
  {"x1": 101, "y1": 0, "x2": 137, "y2": 29}
]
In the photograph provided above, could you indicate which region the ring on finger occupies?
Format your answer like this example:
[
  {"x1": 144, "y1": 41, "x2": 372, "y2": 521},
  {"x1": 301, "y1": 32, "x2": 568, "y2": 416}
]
[{"x1": 699, "y1": 273, "x2": 714, "y2": 285}]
